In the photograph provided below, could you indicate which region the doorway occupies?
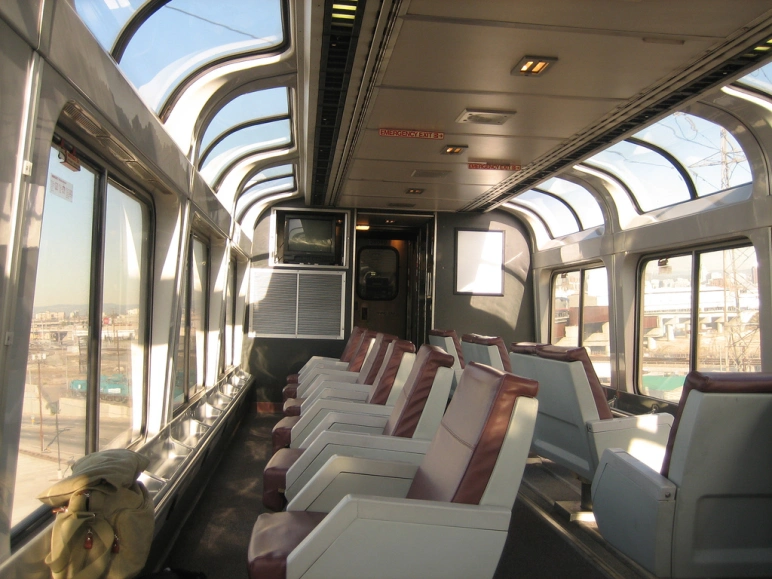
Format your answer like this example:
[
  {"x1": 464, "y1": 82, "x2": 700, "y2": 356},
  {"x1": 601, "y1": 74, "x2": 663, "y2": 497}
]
[{"x1": 353, "y1": 213, "x2": 434, "y2": 344}]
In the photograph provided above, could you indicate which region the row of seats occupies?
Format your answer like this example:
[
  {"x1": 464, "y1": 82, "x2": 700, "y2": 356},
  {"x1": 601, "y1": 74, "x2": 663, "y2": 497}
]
[
  {"x1": 249, "y1": 328, "x2": 540, "y2": 579},
  {"x1": 445, "y1": 330, "x2": 772, "y2": 578}
]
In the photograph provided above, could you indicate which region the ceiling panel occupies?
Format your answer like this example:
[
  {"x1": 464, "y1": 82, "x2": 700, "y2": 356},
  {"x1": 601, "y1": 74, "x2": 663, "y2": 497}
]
[
  {"x1": 406, "y1": 0, "x2": 772, "y2": 39},
  {"x1": 353, "y1": 130, "x2": 562, "y2": 168},
  {"x1": 348, "y1": 159, "x2": 524, "y2": 187},
  {"x1": 381, "y1": 20, "x2": 719, "y2": 99},
  {"x1": 365, "y1": 88, "x2": 624, "y2": 139}
]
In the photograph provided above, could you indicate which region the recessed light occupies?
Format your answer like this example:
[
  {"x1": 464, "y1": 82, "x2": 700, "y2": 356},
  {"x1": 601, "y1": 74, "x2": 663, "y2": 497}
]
[
  {"x1": 512, "y1": 55, "x2": 558, "y2": 76},
  {"x1": 406, "y1": 188, "x2": 425, "y2": 195},
  {"x1": 456, "y1": 109, "x2": 515, "y2": 125},
  {"x1": 442, "y1": 144, "x2": 468, "y2": 155}
]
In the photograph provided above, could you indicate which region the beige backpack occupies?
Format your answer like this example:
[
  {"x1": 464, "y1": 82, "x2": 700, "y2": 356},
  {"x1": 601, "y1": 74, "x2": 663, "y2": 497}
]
[{"x1": 37, "y1": 449, "x2": 154, "y2": 579}]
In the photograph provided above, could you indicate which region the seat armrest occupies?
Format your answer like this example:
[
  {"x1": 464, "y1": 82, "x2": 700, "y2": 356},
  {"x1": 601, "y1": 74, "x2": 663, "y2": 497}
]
[
  {"x1": 587, "y1": 413, "x2": 673, "y2": 472},
  {"x1": 297, "y1": 412, "x2": 392, "y2": 449},
  {"x1": 591, "y1": 448, "x2": 676, "y2": 577},
  {"x1": 287, "y1": 495, "x2": 511, "y2": 579},
  {"x1": 287, "y1": 456, "x2": 419, "y2": 513},
  {"x1": 297, "y1": 370, "x2": 359, "y2": 396},
  {"x1": 301, "y1": 384, "x2": 371, "y2": 408},
  {"x1": 298, "y1": 356, "x2": 341, "y2": 377},
  {"x1": 291, "y1": 403, "x2": 393, "y2": 448},
  {"x1": 285, "y1": 432, "x2": 431, "y2": 499}
]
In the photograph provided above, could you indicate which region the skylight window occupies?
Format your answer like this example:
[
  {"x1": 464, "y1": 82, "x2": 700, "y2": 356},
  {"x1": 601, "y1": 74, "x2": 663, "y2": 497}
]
[
  {"x1": 199, "y1": 119, "x2": 292, "y2": 186},
  {"x1": 200, "y1": 88, "x2": 289, "y2": 155},
  {"x1": 512, "y1": 190, "x2": 580, "y2": 237},
  {"x1": 585, "y1": 141, "x2": 691, "y2": 212},
  {"x1": 536, "y1": 178, "x2": 604, "y2": 229},
  {"x1": 736, "y1": 61, "x2": 772, "y2": 95},
  {"x1": 632, "y1": 112, "x2": 751, "y2": 197},
  {"x1": 75, "y1": 0, "x2": 146, "y2": 52},
  {"x1": 117, "y1": 0, "x2": 285, "y2": 111}
]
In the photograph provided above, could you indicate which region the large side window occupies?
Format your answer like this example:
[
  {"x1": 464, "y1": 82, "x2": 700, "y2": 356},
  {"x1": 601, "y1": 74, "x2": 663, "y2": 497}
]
[
  {"x1": 639, "y1": 245, "x2": 759, "y2": 401},
  {"x1": 550, "y1": 265, "x2": 610, "y2": 384},
  {"x1": 14, "y1": 144, "x2": 151, "y2": 526},
  {"x1": 220, "y1": 257, "x2": 237, "y2": 373},
  {"x1": 174, "y1": 235, "x2": 209, "y2": 413}
]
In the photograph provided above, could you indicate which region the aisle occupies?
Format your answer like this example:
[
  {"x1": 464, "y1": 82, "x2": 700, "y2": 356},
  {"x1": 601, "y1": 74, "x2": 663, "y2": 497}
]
[
  {"x1": 163, "y1": 409, "x2": 607, "y2": 579},
  {"x1": 163, "y1": 411, "x2": 280, "y2": 579}
]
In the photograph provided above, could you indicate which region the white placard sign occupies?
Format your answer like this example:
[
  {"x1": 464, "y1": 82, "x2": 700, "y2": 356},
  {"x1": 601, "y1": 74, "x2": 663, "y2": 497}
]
[
  {"x1": 50, "y1": 174, "x2": 74, "y2": 202},
  {"x1": 455, "y1": 229, "x2": 504, "y2": 295}
]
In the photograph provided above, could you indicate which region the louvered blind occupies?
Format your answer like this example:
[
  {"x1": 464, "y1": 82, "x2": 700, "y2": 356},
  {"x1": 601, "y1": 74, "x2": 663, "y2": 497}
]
[{"x1": 249, "y1": 268, "x2": 344, "y2": 339}]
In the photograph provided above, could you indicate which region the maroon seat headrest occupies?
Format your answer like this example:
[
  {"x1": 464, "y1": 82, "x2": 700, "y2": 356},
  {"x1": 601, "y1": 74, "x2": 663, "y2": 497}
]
[
  {"x1": 368, "y1": 340, "x2": 416, "y2": 405},
  {"x1": 346, "y1": 331, "x2": 377, "y2": 373},
  {"x1": 660, "y1": 371, "x2": 772, "y2": 477},
  {"x1": 461, "y1": 334, "x2": 511, "y2": 372},
  {"x1": 429, "y1": 329, "x2": 465, "y2": 368},
  {"x1": 358, "y1": 333, "x2": 398, "y2": 385},
  {"x1": 407, "y1": 362, "x2": 538, "y2": 505},
  {"x1": 509, "y1": 342, "x2": 547, "y2": 355},
  {"x1": 339, "y1": 326, "x2": 366, "y2": 363},
  {"x1": 533, "y1": 345, "x2": 612, "y2": 420},
  {"x1": 382, "y1": 345, "x2": 454, "y2": 438}
]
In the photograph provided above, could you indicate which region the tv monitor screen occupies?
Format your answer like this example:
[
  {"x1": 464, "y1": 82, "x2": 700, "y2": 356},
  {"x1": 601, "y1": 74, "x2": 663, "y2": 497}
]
[{"x1": 284, "y1": 215, "x2": 336, "y2": 263}]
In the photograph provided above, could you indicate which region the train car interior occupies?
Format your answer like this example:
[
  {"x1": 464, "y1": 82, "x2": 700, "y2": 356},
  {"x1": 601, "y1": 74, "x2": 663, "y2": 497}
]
[{"x1": 1, "y1": 0, "x2": 771, "y2": 578}]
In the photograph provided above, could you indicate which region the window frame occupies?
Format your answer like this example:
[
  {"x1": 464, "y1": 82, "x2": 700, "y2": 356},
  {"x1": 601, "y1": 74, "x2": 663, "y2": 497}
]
[
  {"x1": 635, "y1": 240, "x2": 758, "y2": 397},
  {"x1": 549, "y1": 263, "x2": 611, "y2": 384},
  {"x1": 173, "y1": 232, "x2": 210, "y2": 415}
]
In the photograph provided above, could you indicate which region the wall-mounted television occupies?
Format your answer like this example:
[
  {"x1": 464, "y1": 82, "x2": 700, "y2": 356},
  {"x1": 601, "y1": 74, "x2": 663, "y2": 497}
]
[{"x1": 282, "y1": 213, "x2": 339, "y2": 265}]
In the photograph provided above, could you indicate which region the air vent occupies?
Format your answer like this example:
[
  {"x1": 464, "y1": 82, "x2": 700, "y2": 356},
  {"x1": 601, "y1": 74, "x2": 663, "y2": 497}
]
[
  {"x1": 310, "y1": 0, "x2": 365, "y2": 206},
  {"x1": 388, "y1": 202, "x2": 416, "y2": 208},
  {"x1": 410, "y1": 169, "x2": 451, "y2": 179},
  {"x1": 62, "y1": 102, "x2": 109, "y2": 138},
  {"x1": 99, "y1": 137, "x2": 134, "y2": 162},
  {"x1": 455, "y1": 109, "x2": 516, "y2": 125}
]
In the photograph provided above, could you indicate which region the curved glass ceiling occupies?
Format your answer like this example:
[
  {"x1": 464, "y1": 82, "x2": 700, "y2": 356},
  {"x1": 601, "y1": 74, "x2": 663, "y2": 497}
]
[
  {"x1": 75, "y1": 0, "x2": 147, "y2": 51},
  {"x1": 513, "y1": 191, "x2": 580, "y2": 237},
  {"x1": 117, "y1": 0, "x2": 284, "y2": 111},
  {"x1": 536, "y1": 178, "x2": 604, "y2": 229},
  {"x1": 199, "y1": 119, "x2": 292, "y2": 185},
  {"x1": 235, "y1": 175, "x2": 295, "y2": 219},
  {"x1": 633, "y1": 113, "x2": 750, "y2": 197},
  {"x1": 201, "y1": 88, "x2": 289, "y2": 155},
  {"x1": 585, "y1": 141, "x2": 691, "y2": 212},
  {"x1": 243, "y1": 164, "x2": 294, "y2": 189},
  {"x1": 737, "y1": 61, "x2": 772, "y2": 95}
]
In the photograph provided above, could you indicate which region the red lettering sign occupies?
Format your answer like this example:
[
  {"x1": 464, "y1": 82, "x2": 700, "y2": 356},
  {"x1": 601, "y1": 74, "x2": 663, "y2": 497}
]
[
  {"x1": 468, "y1": 163, "x2": 522, "y2": 171},
  {"x1": 378, "y1": 128, "x2": 445, "y2": 140}
]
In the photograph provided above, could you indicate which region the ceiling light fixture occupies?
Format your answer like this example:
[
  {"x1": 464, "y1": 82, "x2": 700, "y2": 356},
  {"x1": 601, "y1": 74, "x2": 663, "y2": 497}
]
[
  {"x1": 455, "y1": 109, "x2": 515, "y2": 125},
  {"x1": 355, "y1": 224, "x2": 370, "y2": 231},
  {"x1": 442, "y1": 144, "x2": 468, "y2": 155},
  {"x1": 512, "y1": 55, "x2": 558, "y2": 76},
  {"x1": 406, "y1": 188, "x2": 425, "y2": 195}
]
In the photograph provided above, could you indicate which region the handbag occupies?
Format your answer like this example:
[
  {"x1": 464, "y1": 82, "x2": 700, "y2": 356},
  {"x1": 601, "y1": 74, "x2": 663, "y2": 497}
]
[{"x1": 38, "y1": 449, "x2": 155, "y2": 579}]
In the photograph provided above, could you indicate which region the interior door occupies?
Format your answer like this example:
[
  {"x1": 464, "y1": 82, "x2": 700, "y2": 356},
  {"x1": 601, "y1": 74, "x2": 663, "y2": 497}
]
[{"x1": 354, "y1": 240, "x2": 409, "y2": 338}]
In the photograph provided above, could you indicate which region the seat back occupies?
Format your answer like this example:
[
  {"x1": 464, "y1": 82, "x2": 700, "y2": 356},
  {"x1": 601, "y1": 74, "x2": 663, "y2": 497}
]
[
  {"x1": 429, "y1": 329, "x2": 465, "y2": 397},
  {"x1": 339, "y1": 326, "x2": 366, "y2": 363},
  {"x1": 508, "y1": 344, "x2": 602, "y2": 480},
  {"x1": 345, "y1": 330, "x2": 377, "y2": 373},
  {"x1": 356, "y1": 333, "x2": 397, "y2": 385},
  {"x1": 533, "y1": 345, "x2": 612, "y2": 420},
  {"x1": 381, "y1": 345, "x2": 454, "y2": 440},
  {"x1": 460, "y1": 334, "x2": 512, "y2": 372},
  {"x1": 367, "y1": 340, "x2": 417, "y2": 405},
  {"x1": 407, "y1": 362, "x2": 538, "y2": 507},
  {"x1": 661, "y1": 371, "x2": 772, "y2": 578}
]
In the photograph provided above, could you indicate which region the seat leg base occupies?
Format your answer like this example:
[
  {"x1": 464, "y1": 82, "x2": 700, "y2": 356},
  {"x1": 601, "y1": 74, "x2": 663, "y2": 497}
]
[{"x1": 554, "y1": 500, "x2": 596, "y2": 523}]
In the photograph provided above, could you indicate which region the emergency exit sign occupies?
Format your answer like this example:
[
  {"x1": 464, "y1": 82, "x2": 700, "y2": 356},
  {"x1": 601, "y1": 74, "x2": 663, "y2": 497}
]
[
  {"x1": 378, "y1": 128, "x2": 445, "y2": 140},
  {"x1": 468, "y1": 162, "x2": 521, "y2": 171}
]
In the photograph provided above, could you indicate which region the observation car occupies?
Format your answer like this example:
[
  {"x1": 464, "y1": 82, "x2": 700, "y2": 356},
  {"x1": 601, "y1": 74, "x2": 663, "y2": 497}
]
[{"x1": 0, "y1": 0, "x2": 771, "y2": 578}]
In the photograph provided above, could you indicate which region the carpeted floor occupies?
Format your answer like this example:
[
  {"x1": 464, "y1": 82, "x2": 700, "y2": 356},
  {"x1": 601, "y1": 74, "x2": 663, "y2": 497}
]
[{"x1": 164, "y1": 409, "x2": 606, "y2": 579}]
